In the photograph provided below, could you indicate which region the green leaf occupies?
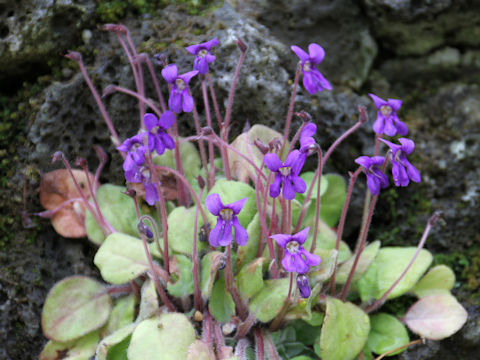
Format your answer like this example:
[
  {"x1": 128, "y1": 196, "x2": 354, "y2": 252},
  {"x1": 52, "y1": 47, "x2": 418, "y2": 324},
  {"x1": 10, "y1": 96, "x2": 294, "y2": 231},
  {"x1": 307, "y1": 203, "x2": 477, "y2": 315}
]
[
  {"x1": 336, "y1": 241, "x2": 381, "y2": 284},
  {"x1": 85, "y1": 184, "x2": 149, "y2": 245},
  {"x1": 310, "y1": 249, "x2": 338, "y2": 284},
  {"x1": 167, "y1": 206, "x2": 210, "y2": 255},
  {"x1": 291, "y1": 319, "x2": 323, "y2": 346},
  {"x1": 298, "y1": 172, "x2": 328, "y2": 200},
  {"x1": 209, "y1": 277, "x2": 235, "y2": 323},
  {"x1": 207, "y1": 179, "x2": 257, "y2": 227},
  {"x1": 102, "y1": 295, "x2": 136, "y2": 336},
  {"x1": 357, "y1": 247, "x2": 433, "y2": 302},
  {"x1": 137, "y1": 279, "x2": 159, "y2": 321},
  {"x1": 128, "y1": 313, "x2": 196, "y2": 360},
  {"x1": 303, "y1": 219, "x2": 351, "y2": 263},
  {"x1": 39, "y1": 331, "x2": 99, "y2": 360},
  {"x1": 96, "y1": 324, "x2": 136, "y2": 360},
  {"x1": 319, "y1": 298, "x2": 370, "y2": 360},
  {"x1": 236, "y1": 258, "x2": 265, "y2": 299},
  {"x1": 42, "y1": 276, "x2": 111, "y2": 342},
  {"x1": 319, "y1": 174, "x2": 346, "y2": 227},
  {"x1": 229, "y1": 124, "x2": 287, "y2": 182},
  {"x1": 153, "y1": 138, "x2": 201, "y2": 182},
  {"x1": 200, "y1": 251, "x2": 225, "y2": 300},
  {"x1": 167, "y1": 254, "x2": 194, "y2": 297},
  {"x1": 412, "y1": 265, "x2": 455, "y2": 298},
  {"x1": 285, "y1": 283, "x2": 322, "y2": 322},
  {"x1": 236, "y1": 213, "x2": 262, "y2": 268},
  {"x1": 404, "y1": 294, "x2": 468, "y2": 340},
  {"x1": 304, "y1": 312, "x2": 325, "y2": 327},
  {"x1": 94, "y1": 233, "x2": 152, "y2": 284},
  {"x1": 367, "y1": 313, "x2": 409, "y2": 356},
  {"x1": 249, "y1": 278, "x2": 290, "y2": 322}
]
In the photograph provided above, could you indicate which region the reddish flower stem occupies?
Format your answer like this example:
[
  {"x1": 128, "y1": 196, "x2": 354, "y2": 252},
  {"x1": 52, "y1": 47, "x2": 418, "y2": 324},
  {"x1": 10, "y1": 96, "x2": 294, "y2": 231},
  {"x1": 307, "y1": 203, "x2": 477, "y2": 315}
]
[
  {"x1": 172, "y1": 117, "x2": 189, "y2": 206},
  {"x1": 263, "y1": 330, "x2": 280, "y2": 360},
  {"x1": 281, "y1": 64, "x2": 302, "y2": 158},
  {"x1": 365, "y1": 213, "x2": 441, "y2": 313},
  {"x1": 207, "y1": 73, "x2": 223, "y2": 128},
  {"x1": 225, "y1": 244, "x2": 249, "y2": 321},
  {"x1": 329, "y1": 167, "x2": 362, "y2": 294},
  {"x1": 201, "y1": 78, "x2": 216, "y2": 188},
  {"x1": 255, "y1": 328, "x2": 265, "y2": 360},
  {"x1": 192, "y1": 189, "x2": 204, "y2": 312},
  {"x1": 190, "y1": 86, "x2": 210, "y2": 189},
  {"x1": 143, "y1": 55, "x2": 167, "y2": 112},
  {"x1": 103, "y1": 85, "x2": 163, "y2": 118}
]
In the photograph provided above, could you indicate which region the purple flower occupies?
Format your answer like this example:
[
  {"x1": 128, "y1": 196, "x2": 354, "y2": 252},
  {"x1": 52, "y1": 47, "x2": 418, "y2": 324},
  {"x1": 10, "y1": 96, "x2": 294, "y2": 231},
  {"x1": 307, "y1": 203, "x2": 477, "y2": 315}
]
[
  {"x1": 354, "y1": 156, "x2": 389, "y2": 196},
  {"x1": 369, "y1": 94, "x2": 408, "y2": 136},
  {"x1": 125, "y1": 165, "x2": 160, "y2": 206},
  {"x1": 270, "y1": 227, "x2": 321, "y2": 274},
  {"x1": 205, "y1": 193, "x2": 249, "y2": 247},
  {"x1": 300, "y1": 122, "x2": 317, "y2": 154},
  {"x1": 264, "y1": 150, "x2": 306, "y2": 200},
  {"x1": 117, "y1": 133, "x2": 147, "y2": 173},
  {"x1": 291, "y1": 43, "x2": 332, "y2": 95},
  {"x1": 144, "y1": 112, "x2": 175, "y2": 155},
  {"x1": 161, "y1": 64, "x2": 198, "y2": 113},
  {"x1": 185, "y1": 38, "x2": 219, "y2": 74},
  {"x1": 296, "y1": 274, "x2": 311, "y2": 298},
  {"x1": 380, "y1": 137, "x2": 421, "y2": 187}
]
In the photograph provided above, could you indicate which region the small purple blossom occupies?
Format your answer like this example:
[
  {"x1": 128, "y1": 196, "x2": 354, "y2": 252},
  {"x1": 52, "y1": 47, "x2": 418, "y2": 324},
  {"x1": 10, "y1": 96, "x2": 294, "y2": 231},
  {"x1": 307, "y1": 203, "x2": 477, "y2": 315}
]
[
  {"x1": 161, "y1": 64, "x2": 198, "y2": 113},
  {"x1": 369, "y1": 94, "x2": 408, "y2": 136},
  {"x1": 291, "y1": 43, "x2": 332, "y2": 95},
  {"x1": 300, "y1": 122, "x2": 317, "y2": 154},
  {"x1": 270, "y1": 227, "x2": 321, "y2": 274},
  {"x1": 125, "y1": 165, "x2": 160, "y2": 206},
  {"x1": 264, "y1": 150, "x2": 306, "y2": 200},
  {"x1": 296, "y1": 274, "x2": 311, "y2": 298},
  {"x1": 205, "y1": 193, "x2": 249, "y2": 247},
  {"x1": 144, "y1": 112, "x2": 175, "y2": 155},
  {"x1": 354, "y1": 156, "x2": 389, "y2": 196},
  {"x1": 380, "y1": 137, "x2": 421, "y2": 187},
  {"x1": 117, "y1": 133, "x2": 147, "y2": 173},
  {"x1": 185, "y1": 38, "x2": 219, "y2": 74}
]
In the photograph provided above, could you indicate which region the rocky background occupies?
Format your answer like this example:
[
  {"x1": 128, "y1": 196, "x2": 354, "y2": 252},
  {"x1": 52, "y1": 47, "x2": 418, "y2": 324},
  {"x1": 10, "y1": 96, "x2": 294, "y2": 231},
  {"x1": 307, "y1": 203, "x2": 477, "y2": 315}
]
[{"x1": 1, "y1": 0, "x2": 480, "y2": 359}]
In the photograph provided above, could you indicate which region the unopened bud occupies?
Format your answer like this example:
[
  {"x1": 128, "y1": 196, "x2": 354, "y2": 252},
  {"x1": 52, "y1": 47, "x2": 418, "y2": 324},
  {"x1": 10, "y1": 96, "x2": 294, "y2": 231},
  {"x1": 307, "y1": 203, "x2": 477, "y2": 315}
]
[
  {"x1": 52, "y1": 151, "x2": 65, "y2": 163},
  {"x1": 236, "y1": 38, "x2": 247, "y2": 53},
  {"x1": 93, "y1": 145, "x2": 108, "y2": 164},
  {"x1": 199, "y1": 223, "x2": 210, "y2": 243},
  {"x1": 295, "y1": 111, "x2": 312, "y2": 122},
  {"x1": 296, "y1": 274, "x2": 311, "y2": 298},
  {"x1": 75, "y1": 157, "x2": 87, "y2": 168},
  {"x1": 358, "y1": 105, "x2": 367, "y2": 124},
  {"x1": 64, "y1": 50, "x2": 82, "y2": 62},
  {"x1": 201, "y1": 126, "x2": 213, "y2": 136},
  {"x1": 138, "y1": 221, "x2": 154, "y2": 240},
  {"x1": 269, "y1": 137, "x2": 282, "y2": 152},
  {"x1": 197, "y1": 175, "x2": 206, "y2": 189},
  {"x1": 253, "y1": 138, "x2": 269, "y2": 155},
  {"x1": 123, "y1": 186, "x2": 137, "y2": 198},
  {"x1": 153, "y1": 53, "x2": 168, "y2": 67},
  {"x1": 101, "y1": 24, "x2": 128, "y2": 35}
]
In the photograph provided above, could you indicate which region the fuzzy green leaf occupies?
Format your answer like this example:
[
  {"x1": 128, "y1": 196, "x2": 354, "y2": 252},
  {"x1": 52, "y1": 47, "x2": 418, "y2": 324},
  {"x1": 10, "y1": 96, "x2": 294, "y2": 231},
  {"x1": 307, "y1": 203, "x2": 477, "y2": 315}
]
[
  {"x1": 167, "y1": 206, "x2": 210, "y2": 255},
  {"x1": 412, "y1": 265, "x2": 455, "y2": 298},
  {"x1": 236, "y1": 258, "x2": 265, "y2": 299},
  {"x1": 303, "y1": 219, "x2": 351, "y2": 263},
  {"x1": 249, "y1": 278, "x2": 290, "y2": 322},
  {"x1": 96, "y1": 324, "x2": 136, "y2": 360},
  {"x1": 297, "y1": 172, "x2": 328, "y2": 200},
  {"x1": 236, "y1": 213, "x2": 261, "y2": 268},
  {"x1": 367, "y1": 313, "x2": 409, "y2": 356},
  {"x1": 200, "y1": 251, "x2": 225, "y2": 300},
  {"x1": 167, "y1": 254, "x2": 194, "y2": 297},
  {"x1": 357, "y1": 247, "x2": 433, "y2": 302},
  {"x1": 153, "y1": 138, "x2": 201, "y2": 182},
  {"x1": 39, "y1": 331, "x2": 99, "y2": 360},
  {"x1": 128, "y1": 313, "x2": 196, "y2": 360},
  {"x1": 102, "y1": 295, "x2": 136, "y2": 336},
  {"x1": 209, "y1": 277, "x2": 235, "y2": 323},
  {"x1": 137, "y1": 279, "x2": 159, "y2": 321},
  {"x1": 404, "y1": 294, "x2": 468, "y2": 340},
  {"x1": 319, "y1": 298, "x2": 370, "y2": 360},
  {"x1": 319, "y1": 174, "x2": 346, "y2": 227},
  {"x1": 336, "y1": 241, "x2": 381, "y2": 284},
  {"x1": 42, "y1": 276, "x2": 111, "y2": 342}
]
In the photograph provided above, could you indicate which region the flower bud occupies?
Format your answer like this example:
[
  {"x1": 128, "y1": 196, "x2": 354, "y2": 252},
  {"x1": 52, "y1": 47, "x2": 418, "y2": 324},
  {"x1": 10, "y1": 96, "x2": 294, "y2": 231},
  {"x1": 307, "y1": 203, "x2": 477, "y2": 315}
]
[{"x1": 296, "y1": 274, "x2": 311, "y2": 298}]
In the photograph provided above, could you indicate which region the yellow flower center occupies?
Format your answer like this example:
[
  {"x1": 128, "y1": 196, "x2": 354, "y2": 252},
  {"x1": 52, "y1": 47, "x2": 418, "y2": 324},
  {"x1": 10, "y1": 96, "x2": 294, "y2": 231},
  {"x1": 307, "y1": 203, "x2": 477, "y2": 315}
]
[
  {"x1": 380, "y1": 105, "x2": 392, "y2": 117},
  {"x1": 220, "y1": 208, "x2": 234, "y2": 221},
  {"x1": 199, "y1": 49, "x2": 208, "y2": 58},
  {"x1": 303, "y1": 61, "x2": 311, "y2": 72},
  {"x1": 175, "y1": 78, "x2": 186, "y2": 91},
  {"x1": 279, "y1": 166, "x2": 291, "y2": 176},
  {"x1": 286, "y1": 241, "x2": 300, "y2": 254}
]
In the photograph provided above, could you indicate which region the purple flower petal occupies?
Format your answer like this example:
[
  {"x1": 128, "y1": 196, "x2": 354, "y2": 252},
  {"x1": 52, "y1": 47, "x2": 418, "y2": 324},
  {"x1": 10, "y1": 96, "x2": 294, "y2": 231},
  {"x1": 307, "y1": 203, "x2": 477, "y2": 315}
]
[
  {"x1": 392, "y1": 161, "x2": 409, "y2": 187},
  {"x1": 185, "y1": 44, "x2": 201, "y2": 55},
  {"x1": 292, "y1": 227, "x2": 310, "y2": 245},
  {"x1": 372, "y1": 115, "x2": 385, "y2": 134},
  {"x1": 291, "y1": 45, "x2": 309, "y2": 62},
  {"x1": 394, "y1": 118, "x2": 409, "y2": 136},
  {"x1": 144, "y1": 182, "x2": 159, "y2": 205},
  {"x1": 387, "y1": 98, "x2": 402, "y2": 111},
  {"x1": 379, "y1": 138, "x2": 400, "y2": 153},
  {"x1": 182, "y1": 92, "x2": 194, "y2": 113},
  {"x1": 169, "y1": 92, "x2": 182, "y2": 113},
  {"x1": 282, "y1": 178, "x2": 296, "y2": 200},
  {"x1": 308, "y1": 43, "x2": 325, "y2": 64},
  {"x1": 205, "y1": 193, "x2": 224, "y2": 216},
  {"x1": 264, "y1": 153, "x2": 283, "y2": 171},
  {"x1": 405, "y1": 161, "x2": 421, "y2": 183},
  {"x1": 270, "y1": 233, "x2": 291, "y2": 248},
  {"x1": 196, "y1": 57, "x2": 209, "y2": 74},
  {"x1": 369, "y1": 93, "x2": 386, "y2": 109},
  {"x1": 312, "y1": 70, "x2": 332, "y2": 90},
  {"x1": 302, "y1": 72, "x2": 318, "y2": 95},
  {"x1": 205, "y1": 53, "x2": 216, "y2": 63},
  {"x1": 233, "y1": 217, "x2": 248, "y2": 246},
  {"x1": 300, "y1": 249, "x2": 321, "y2": 267},
  {"x1": 281, "y1": 253, "x2": 297, "y2": 272},
  {"x1": 144, "y1": 113, "x2": 158, "y2": 131},
  {"x1": 160, "y1": 133, "x2": 175, "y2": 150},
  {"x1": 218, "y1": 221, "x2": 233, "y2": 246},
  {"x1": 398, "y1": 137, "x2": 415, "y2": 154},
  {"x1": 179, "y1": 70, "x2": 199, "y2": 85},
  {"x1": 301, "y1": 123, "x2": 317, "y2": 138},
  {"x1": 292, "y1": 175, "x2": 306, "y2": 194},
  {"x1": 284, "y1": 150, "x2": 300, "y2": 167},
  {"x1": 208, "y1": 219, "x2": 223, "y2": 247},
  {"x1": 159, "y1": 110, "x2": 175, "y2": 129},
  {"x1": 293, "y1": 254, "x2": 309, "y2": 274},
  {"x1": 355, "y1": 156, "x2": 373, "y2": 169},
  {"x1": 383, "y1": 116, "x2": 397, "y2": 136},
  {"x1": 123, "y1": 154, "x2": 135, "y2": 172},
  {"x1": 227, "y1": 197, "x2": 248, "y2": 215},
  {"x1": 161, "y1": 64, "x2": 178, "y2": 84},
  {"x1": 366, "y1": 173, "x2": 381, "y2": 195},
  {"x1": 203, "y1": 38, "x2": 219, "y2": 50},
  {"x1": 371, "y1": 156, "x2": 386, "y2": 167},
  {"x1": 155, "y1": 137, "x2": 166, "y2": 155},
  {"x1": 269, "y1": 173, "x2": 282, "y2": 198}
]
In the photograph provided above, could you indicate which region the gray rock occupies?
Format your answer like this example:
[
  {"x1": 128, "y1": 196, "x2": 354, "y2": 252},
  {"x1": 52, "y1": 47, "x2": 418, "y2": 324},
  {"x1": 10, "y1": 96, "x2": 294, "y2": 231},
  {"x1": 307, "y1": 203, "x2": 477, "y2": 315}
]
[{"x1": 0, "y1": 0, "x2": 96, "y2": 80}]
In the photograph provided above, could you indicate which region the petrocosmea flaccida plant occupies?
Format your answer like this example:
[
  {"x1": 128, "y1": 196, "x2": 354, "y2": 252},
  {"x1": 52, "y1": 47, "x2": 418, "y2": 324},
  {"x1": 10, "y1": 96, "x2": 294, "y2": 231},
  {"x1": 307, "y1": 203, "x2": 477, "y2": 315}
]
[{"x1": 35, "y1": 25, "x2": 467, "y2": 360}]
